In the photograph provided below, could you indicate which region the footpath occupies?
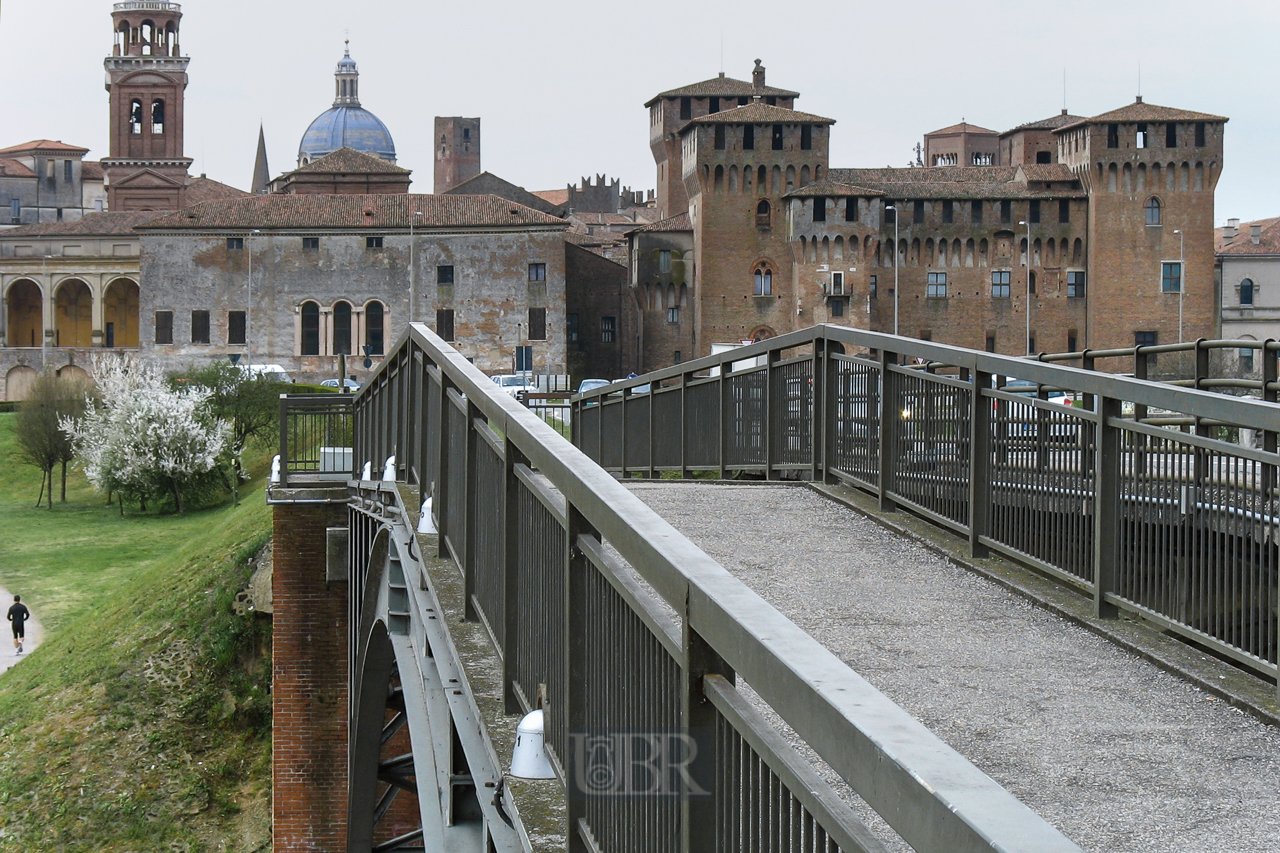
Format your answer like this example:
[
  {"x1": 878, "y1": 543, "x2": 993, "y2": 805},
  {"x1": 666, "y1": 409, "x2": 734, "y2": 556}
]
[{"x1": 0, "y1": 582, "x2": 41, "y2": 676}]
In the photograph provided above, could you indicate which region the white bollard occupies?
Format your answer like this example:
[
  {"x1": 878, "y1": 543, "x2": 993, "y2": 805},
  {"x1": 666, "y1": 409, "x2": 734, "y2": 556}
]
[
  {"x1": 270, "y1": 455, "x2": 281, "y2": 483},
  {"x1": 417, "y1": 497, "x2": 437, "y2": 534},
  {"x1": 382, "y1": 456, "x2": 397, "y2": 481},
  {"x1": 361, "y1": 461, "x2": 373, "y2": 481}
]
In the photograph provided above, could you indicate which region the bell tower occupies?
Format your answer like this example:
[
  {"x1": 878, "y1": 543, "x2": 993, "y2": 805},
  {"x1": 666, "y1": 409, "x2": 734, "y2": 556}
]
[{"x1": 102, "y1": 1, "x2": 192, "y2": 211}]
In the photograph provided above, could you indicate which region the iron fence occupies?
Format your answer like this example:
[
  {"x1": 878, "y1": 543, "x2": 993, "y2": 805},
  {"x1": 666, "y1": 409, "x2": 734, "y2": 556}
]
[
  {"x1": 276, "y1": 393, "x2": 354, "y2": 486},
  {"x1": 344, "y1": 322, "x2": 1084, "y2": 853},
  {"x1": 572, "y1": 326, "x2": 1280, "y2": 690}
]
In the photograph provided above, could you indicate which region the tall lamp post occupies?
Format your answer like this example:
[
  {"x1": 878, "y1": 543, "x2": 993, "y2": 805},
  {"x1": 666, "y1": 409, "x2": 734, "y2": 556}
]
[
  {"x1": 1019, "y1": 219, "x2": 1032, "y2": 354},
  {"x1": 247, "y1": 229, "x2": 260, "y2": 368},
  {"x1": 41, "y1": 253, "x2": 51, "y2": 368},
  {"x1": 1173, "y1": 229, "x2": 1185, "y2": 343},
  {"x1": 885, "y1": 204, "x2": 899, "y2": 336},
  {"x1": 409, "y1": 210, "x2": 422, "y2": 323}
]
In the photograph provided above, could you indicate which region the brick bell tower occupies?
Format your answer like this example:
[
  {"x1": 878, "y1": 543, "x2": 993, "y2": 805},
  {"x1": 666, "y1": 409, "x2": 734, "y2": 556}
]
[{"x1": 102, "y1": 1, "x2": 192, "y2": 211}]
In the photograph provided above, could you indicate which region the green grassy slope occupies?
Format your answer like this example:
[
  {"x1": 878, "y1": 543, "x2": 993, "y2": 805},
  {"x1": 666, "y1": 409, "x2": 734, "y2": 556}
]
[{"x1": 0, "y1": 413, "x2": 274, "y2": 851}]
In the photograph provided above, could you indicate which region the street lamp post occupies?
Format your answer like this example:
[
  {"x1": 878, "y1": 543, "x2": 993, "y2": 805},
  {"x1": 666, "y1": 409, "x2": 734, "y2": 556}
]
[
  {"x1": 247, "y1": 229, "x2": 260, "y2": 368},
  {"x1": 1019, "y1": 219, "x2": 1032, "y2": 354},
  {"x1": 41, "y1": 253, "x2": 51, "y2": 368},
  {"x1": 885, "y1": 204, "x2": 899, "y2": 336},
  {"x1": 409, "y1": 210, "x2": 422, "y2": 323},
  {"x1": 1173, "y1": 229, "x2": 1185, "y2": 343}
]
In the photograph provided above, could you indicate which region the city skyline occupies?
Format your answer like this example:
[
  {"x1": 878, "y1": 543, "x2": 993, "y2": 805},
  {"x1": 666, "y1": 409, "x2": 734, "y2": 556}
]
[{"x1": 1, "y1": 0, "x2": 1274, "y2": 223}]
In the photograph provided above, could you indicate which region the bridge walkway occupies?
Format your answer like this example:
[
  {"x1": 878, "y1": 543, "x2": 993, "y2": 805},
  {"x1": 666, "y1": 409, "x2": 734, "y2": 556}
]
[{"x1": 625, "y1": 481, "x2": 1280, "y2": 853}]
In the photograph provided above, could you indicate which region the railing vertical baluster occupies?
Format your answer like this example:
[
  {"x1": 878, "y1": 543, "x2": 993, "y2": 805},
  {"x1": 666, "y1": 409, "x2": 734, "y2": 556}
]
[
  {"x1": 463, "y1": 398, "x2": 482, "y2": 621},
  {"x1": 765, "y1": 349, "x2": 778, "y2": 480},
  {"x1": 969, "y1": 368, "x2": 993, "y2": 558},
  {"x1": 877, "y1": 349, "x2": 898, "y2": 512},
  {"x1": 648, "y1": 379, "x2": 656, "y2": 479},
  {"x1": 435, "y1": 375, "x2": 451, "y2": 558},
  {"x1": 278, "y1": 393, "x2": 289, "y2": 487},
  {"x1": 502, "y1": 435, "x2": 527, "y2": 715},
  {"x1": 1263, "y1": 340, "x2": 1277, "y2": 501},
  {"x1": 1094, "y1": 395, "x2": 1121, "y2": 618},
  {"x1": 680, "y1": 370, "x2": 690, "y2": 479},
  {"x1": 717, "y1": 364, "x2": 727, "y2": 480},
  {"x1": 682, "y1": 621, "x2": 732, "y2": 853},
  {"x1": 417, "y1": 350, "x2": 431, "y2": 501},
  {"x1": 812, "y1": 337, "x2": 827, "y2": 483},
  {"x1": 565, "y1": 502, "x2": 596, "y2": 853}
]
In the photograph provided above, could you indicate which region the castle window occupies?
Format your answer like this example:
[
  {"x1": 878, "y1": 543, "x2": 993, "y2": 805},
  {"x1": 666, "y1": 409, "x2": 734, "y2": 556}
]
[
  {"x1": 1107, "y1": 123, "x2": 1119, "y2": 149},
  {"x1": 1195, "y1": 122, "x2": 1206, "y2": 147},
  {"x1": 1136, "y1": 122, "x2": 1149, "y2": 148},
  {"x1": 801, "y1": 125, "x2": 812, "y2": 150},
  {"x1": 601, "y1": 316, "x2": 616, "y2": 343},
  {"x1": 813, "y1": 198, "x2": 826, "y2": 222},
  {"x1": 1135, "y1": 331, "x2": 1158, "y2": 360},
  {"x1": 659, "y1": 250, "x2": 672, "y2": 272},
  {"x1": 766, "y1": 96, "x2": 776, "y2": 106},
  {"x1": 151, "y1": 99, "x2": 165, "y2": 134},
  {"x1": 743, "y1": 125, "x2": 755, "y2": 150},
  {"x1": 1067, "y1": 271, "x2": 1086, "y2": 298},
  {"x1": 303, "y1": 237, "x2": 319, "y2": 251},
  {"x1": 986, "y1": 334, "x2": 996, "y2": 353},
  {"x1": 884, "y1": 203, "x2": 896, "y2": 224},
  {"x1": 366, "y1": 236, "x2": 383, "y2": 250},
  {"x1": 674, "y1": 350, "x2": 683, "y2": 363},
  {"x1": 913, "y1": 200, "x2": 924, "y2": 224},
  {"x1": 155, "y1": 311, "x2": 173, "y2": 345},
  {"x1": 1059, "y1": 199, "x2": 1070, "y2": 223},
  {"x1": 991, "y1": 270, "x2": 1011, "y2": 298},
  {"x1": 529, "y1": 307, "x2": 547, "y2": 340},
  {"x1": 753, "y1": 263, "x2": 773, "y2": 296},
  {"x1": 366, "y1": 302, "x2": 385, "y2": 355},
  {"x1": 528, "y1": 262, "x2": 546, "y2": 282},
  {"x1": 1161, "y1": 262, "x2": 1182, "y2": 293},
  {"x1": 228, "y1": 311, "x2": 246, "y2": 345},
  {"x1": 680, "y1": 97, "x2": 691, "y2": 120},
  {"x1": 738, "y1": 97, "x2": 747, "y2": 106},
  {"x1": 1068, "y1": 331, "x2": 1078, "y2": 352},
  {"x1": 1029, "y1": 200, "x2": 1041, "y2": 223},
  {"x1": 1000, "y1": 200, "x2": 1012, "y2": 223},
  {"x1": 1036, "y1": 151, "x2": 1052, "y2": 164},
  {"x1": 972, "y1": 200, "x2": 983, "y2": 224},
  {"x1": 831, "y1": 299, "x2": 845, "y2": 317},
  {"x1": 772, "y1": 125, "x2": 784, "y2": 151},
  {"x1": 130, "y1": 99, "x2": 144, "y2": 135},
  {"x1": 714, "y1": 125, "x2": 725, "y2": 150},
  {"x1": 709, "y1": 97, "x2": 720, "y2": 113},
  {"x1": 436, "y1": 308, "x2": 455, "y2": 342},
  {"x1": 191, "y1": 310, "x2": 210, "y2": 345},
  {"x1": 1144, "y1": 197, "x2": 1162, "y2": 226},
  {"x1": 845, "y1": 199, "x2": 858, "y2": 222},
  {"x1": 1241, "y1": 278, "x2": 1255, "y2": 306},
  {"x1": 226, "y1": 237, "x2": 244, "y2": 250},
  {"x1": 1166, "y1": 122, "x2": 1178, "y2": 147},
  {"x1": 756, "y1": 199, "x2": 771, "y2": 229},
  {"x1": 668, "y1": 306, "x2": 679, "y2": 324},
  {"x1": 927, "y1": 272, "x2": 947, "y2": 298},
  {"x1": 333, "y1": 301, "x2": 352, "y2": 355},
  {"x1": 942, "y1": 200, "x2": 954, "y2": 224},
  {"x1": 300, "y1": 302, "x2": 320, "y2": 355},
  {"x1": 437, "y1": 265, "x2": 454, "y2": 285}
]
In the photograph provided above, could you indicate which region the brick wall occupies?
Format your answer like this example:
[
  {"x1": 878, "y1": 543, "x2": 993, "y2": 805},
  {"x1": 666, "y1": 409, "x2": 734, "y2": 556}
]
[{"x1": 273, "y1": 501, "x2": 350, "y2": 853}]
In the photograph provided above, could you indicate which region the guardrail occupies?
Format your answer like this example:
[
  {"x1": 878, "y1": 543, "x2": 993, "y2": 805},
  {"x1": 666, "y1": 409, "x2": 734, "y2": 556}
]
[
  {"x1": 277, "y1": 393, "x2": 354, "y2": 487},
  {"x1": 572, "y1": 325, "x2": 1280, "y2": 691},
  {"x1": 348, "y1": 323, "x2": 1084, "y2": 853}
]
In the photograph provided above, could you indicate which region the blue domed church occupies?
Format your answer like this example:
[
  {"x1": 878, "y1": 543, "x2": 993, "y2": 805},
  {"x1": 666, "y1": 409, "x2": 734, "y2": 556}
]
[{"x1": 298, "y1": 42, "x2": 396, "y2": 166}]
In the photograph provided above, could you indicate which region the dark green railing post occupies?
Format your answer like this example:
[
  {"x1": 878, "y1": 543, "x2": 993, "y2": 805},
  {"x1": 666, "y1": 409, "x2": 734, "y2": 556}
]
[
  {"x1": 680, "y1": 370, "x2": 691, "y2": 480},
  {"x1": 564, "y1": 501, "x2": 596, "y2": 853},
  {"x1": 502, "y1": 436, "x2": 527, "y2": 716},
  {"x1": 877, "y1": 349, "x2": 899, "y2": 512},
  {"x1": 435, "y1": 375, "x2": 451, "y2": 559},
  {"x1": 811, "y1": 336, "x2": 827, "y2": 483},
  {"x1": 278, "y1": 394, "x2": 290, "y2": 487},
  {"x1": 1094, "y1": 395, "x2": 1121, "y2": 618},
  {"x1": 717, "y1": 360, "x2": 727, "y2": 480},
  {"x1": 681, "y1": 619, "x2": 732, "y2": 853},
  {"x1": 765, "y1": 348, "x2": 779, "y2": 480},
  {"x1": 463, "y1": 397, "x2": 482, "y2": 622},
  {"x1": 969, "y1": 369, "x2": 993, "y2": 559}
]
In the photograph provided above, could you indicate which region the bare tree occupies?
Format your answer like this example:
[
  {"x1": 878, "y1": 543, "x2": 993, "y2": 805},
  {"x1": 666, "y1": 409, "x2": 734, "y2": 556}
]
[{"x1": 14, "y1": 369, "x2": 92, "y2": 508}]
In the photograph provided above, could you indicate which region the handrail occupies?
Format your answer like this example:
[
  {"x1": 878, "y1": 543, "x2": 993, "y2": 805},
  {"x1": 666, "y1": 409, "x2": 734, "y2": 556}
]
[{"x1": 349, "y1": 322, "x2": 1085, "y2": 852}]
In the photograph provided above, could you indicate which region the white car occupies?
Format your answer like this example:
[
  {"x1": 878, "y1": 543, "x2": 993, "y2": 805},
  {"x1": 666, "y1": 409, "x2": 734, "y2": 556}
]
[
  {"x1": 491, "y1": 374, "x2": 539, "y2": 397},
  {"x1": 244, "y1": 363, "x2": 292, "y2": 383}
]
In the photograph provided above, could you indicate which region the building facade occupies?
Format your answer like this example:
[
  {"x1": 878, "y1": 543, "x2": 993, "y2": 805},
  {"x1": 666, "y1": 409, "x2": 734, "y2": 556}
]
[
  {"x1": 1217, "y1": 217, "x2": 1280, "y2": 378},
  {"x1": 0, "y1": 141, "x2": 106, "y2": 229}
]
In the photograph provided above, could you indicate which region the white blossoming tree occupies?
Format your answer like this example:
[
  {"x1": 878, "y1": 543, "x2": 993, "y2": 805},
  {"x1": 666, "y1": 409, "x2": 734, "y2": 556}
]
[{"x1": 61, "y1": 356, "x2": 230, "y2": 514}]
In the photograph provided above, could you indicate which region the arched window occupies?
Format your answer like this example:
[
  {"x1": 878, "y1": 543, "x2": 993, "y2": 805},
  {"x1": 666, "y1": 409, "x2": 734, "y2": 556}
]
[
  {"x1": 753, "y1": 263, "x2": 773, "y2": 296},
  {"x1": 129, "y1": 99, "x2": 143, "y2": 135},
  {"x1": 366, "y1": 301, "x2": 385, "y2": 355},
  {"x1": 300, "y1": 301, "x2": 320, "y2": 355},
  {"x1": 332, "y1": 301, "x2": 352, "y2": 355},
  {"x1": 151, "y1": 99, "x2": 165, "y2": 134},
  {"x1": 756, "y1": 199, "x2": 771, "y2": 229},
  {"x1": 1241, "y1": 278, "x2": 1255, "y2": 306},
  {"x1": 1144, "y1": 197, "x2": 1162, "y2": 226}
]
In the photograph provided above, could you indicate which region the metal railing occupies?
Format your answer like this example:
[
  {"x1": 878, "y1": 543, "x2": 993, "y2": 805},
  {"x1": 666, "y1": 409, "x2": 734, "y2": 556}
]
[
  {"x1": 277, "y1": 393, "x2": 354, "y2": 487},
  {"x1": 344, "y1": 323, "x2": 1084, "y2": 853},
  {"x1": 572, "y1": 326, "x2": 1280, "y2": 690}
]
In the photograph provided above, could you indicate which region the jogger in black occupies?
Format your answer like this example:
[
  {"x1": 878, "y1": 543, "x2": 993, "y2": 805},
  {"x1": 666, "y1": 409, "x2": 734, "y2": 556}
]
[{"x1": 8, "y1": 595, "x2": 29, "y2": 655}]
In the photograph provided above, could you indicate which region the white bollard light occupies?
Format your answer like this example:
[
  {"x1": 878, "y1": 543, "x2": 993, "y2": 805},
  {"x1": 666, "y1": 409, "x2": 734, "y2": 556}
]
[
  {"x1": 270, "y1": 455, "x2": 281, "y2": 483},
  {"x1": 417, "y1": 497, "x2": 437, "y2": 534},
  {"x1": 382, "y1": 456, "x2": 397, "y2": 481},
  {"x1": 361, "y1": 461, "x2": 373, "y2": 481},
  {"x1": 509, "y1": 710, "x2": 554, "y2": 779}
]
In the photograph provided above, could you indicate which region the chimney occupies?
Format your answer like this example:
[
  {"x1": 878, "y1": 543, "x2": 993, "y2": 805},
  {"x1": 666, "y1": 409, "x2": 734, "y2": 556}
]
[
  {"x1": 1252, "y1": 223, "x2": 1262, "y2": 245},
  {"x1": 1224, "y1": 218, "x2": 1239, "y2": 239},
  {"x1": 1135, "y1": 95, "x2": 1143, "y2": 104},
  {"x1": 752, "y1": 58, "x2": 765, "y2": 90}
]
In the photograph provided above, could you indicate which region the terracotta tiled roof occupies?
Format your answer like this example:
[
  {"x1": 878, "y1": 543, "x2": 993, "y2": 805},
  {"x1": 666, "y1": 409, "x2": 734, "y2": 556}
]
[
  {"x1": 1017, "y1": 164, "x2": 1078, "y2": 183},
  {"x1": 926, "y1": 121, "x2": 998, "y2": 136},
  {"x1": 646, "y1": 75, "x2": 798, "y2": 107},
  {"x1": 533, "y1": 188, "x2": 570, "y2": 206},
  {"x1": 185, "y1": 175, "x2": 251, "y2": 204},
  {"x1": 291, "y1": 147, "x2": 410, "y2": 175},
  {"x1": 570, "y1": 211, "x2": 659, "y2": 226},
  {"x1": 785, "y1": 180, "x2": 885, "y2": 199},
  {"x1": 0, "y1": 210, "x2": 164, "y2": 237},
  {"x1": 628, "y1": 212, "x2": 691, "y2": 233},
  {"x1": 139, "y1": 193, "x2": 567, "y2": 230},
  {"x1": 825, "y1": 166, "x2": 1085, "y2": 200},
  {"x1": 1001, "y1": 112, "x2": 1085, "y2": 136},
  {"x1": 0, "y1": 139, "x2": 91, "y2": 156},
  {"x1": 683, "y1": 102, "x2": 834, "y2": 127},
  {"x1": 1057, "y1": 99, "x2": 1228, "y2": 132},
  {"x1": 1217, "y1": 218, "x2": 1280, "y2": 255},
  {"x1": 0, "y1": 159, "x2": 35, "y2": 178},
  {"x1": 81, "y1": 161, "x2": 104, "y2": 180},
  {"x1": 565, "y1": 230, "x2": 625, "y2": 247}
]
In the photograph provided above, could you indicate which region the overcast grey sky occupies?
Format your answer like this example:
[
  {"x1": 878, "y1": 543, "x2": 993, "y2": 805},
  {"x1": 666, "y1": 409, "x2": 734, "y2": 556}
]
[{"x1": 2, "y1": 0, "x2": 1275, "y2": 223}]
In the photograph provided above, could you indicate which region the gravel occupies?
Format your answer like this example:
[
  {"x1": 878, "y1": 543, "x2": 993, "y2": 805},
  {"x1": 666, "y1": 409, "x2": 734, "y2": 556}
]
[{"x1": 626, "y1": 482, "x2": 1280, "y2": 853}]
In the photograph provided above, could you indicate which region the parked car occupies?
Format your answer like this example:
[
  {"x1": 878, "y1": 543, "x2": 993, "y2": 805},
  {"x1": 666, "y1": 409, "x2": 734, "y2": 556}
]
[
  {"x1": 491, "y1": 374, "x2": 539, "y2": 397},
  {"x1": 321, "y1": 378, "x2": 362, "y2": 391},
  {"x1": 577, "y1": 378, "x2": 611, "y2": 395},
  {"x1": 244, "y1": 363, "x2": 292, "y2": 383}
]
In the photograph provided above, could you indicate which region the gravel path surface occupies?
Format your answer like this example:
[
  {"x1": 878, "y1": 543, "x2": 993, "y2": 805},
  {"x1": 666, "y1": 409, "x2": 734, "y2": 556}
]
[{"x1": 627, "y1": 482, "x2": 1280, "y2": 853}]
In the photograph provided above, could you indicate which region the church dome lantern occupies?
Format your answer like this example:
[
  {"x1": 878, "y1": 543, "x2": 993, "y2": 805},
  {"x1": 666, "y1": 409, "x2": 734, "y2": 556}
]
[{"x1": 298, "y1": 41, "x2": 397, "y2": 166}]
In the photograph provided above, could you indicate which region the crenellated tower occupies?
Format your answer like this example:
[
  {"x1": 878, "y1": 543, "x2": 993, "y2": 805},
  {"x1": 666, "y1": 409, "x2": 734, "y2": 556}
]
[{"x1": 102, "y1": 1, "x2": 192, "y2": 211}]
